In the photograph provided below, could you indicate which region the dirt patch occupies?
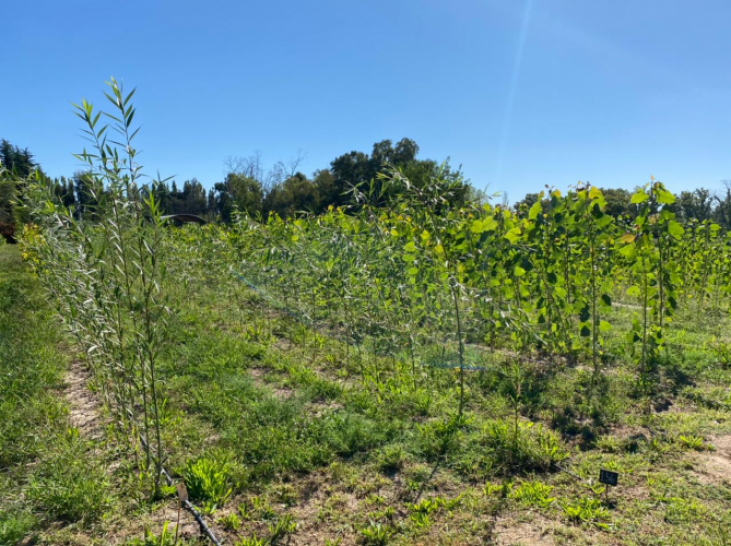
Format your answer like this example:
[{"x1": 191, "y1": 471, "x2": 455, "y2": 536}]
[
  {"x1": 214, "y1": 487, "x2": 363, "y2": 546},
  {"x1": 712, "y1": 434, "x2": 731, "y2": 453},
  {"x1": 613, "y1": 302, "x2": 647, "y2": 311},
  {"x1": 692, "y1": 434, "x2": 731, "y2": 486},
  {"x1": 64, "y1": 360, "x2": 103, "y2": 440},
  {"x1": 695, "y1": 454, "x2": 731, "y2": 485},
  {"x1": 309, "y1": 400, "x2": 345, "y2": 417},
  {"x1": 248, "y1": 367, "x2": 295, "y2": 399},
  {"x1": 287, "y1": 489, "x2": 361, "y2": 546},
  {"x1": 494, "y1": 516, "x2": 557, "y2": 545},
  {"x1": 609, "y1": 425, "x2": 651, "y2": 443},
  {"x1": 273, "y1": 335, "x2": 295, "y2": 351}
]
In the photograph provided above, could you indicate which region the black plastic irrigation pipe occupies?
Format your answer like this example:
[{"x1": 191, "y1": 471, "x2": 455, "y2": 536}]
[
  {"x1": 553, "y1": 461, "x2": 584, "y2": 482},
  {"x1": 133, "y1": 417, "x2": 222, "y2": 546},
  {"x1": 160, "y1": 465, "x2": 222, "y2": 546}
]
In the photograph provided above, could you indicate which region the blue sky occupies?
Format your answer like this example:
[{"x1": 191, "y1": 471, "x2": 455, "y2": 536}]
[{"x1": 2, "y1": 0, "x2": 730, "y2": 201}]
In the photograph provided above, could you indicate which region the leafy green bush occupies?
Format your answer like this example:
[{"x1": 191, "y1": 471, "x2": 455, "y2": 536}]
[
  {"x1": 375, "y1": 444, "x2": 410, "y2": 473},
  {"x1": 562, "y1": 497, "x2": 610, "y2": 528},
  {"x1": 480, "y1": 419, "x2": 567, "y2": 474},
  {"x1": 217, "y1": 512, "x2": 241, "y2": 531},
  {"x1": 510, "y1": 480, "x2": 556, "y2": 508},
  {"x1": 0, "y1": 510, "x2": 36, "y2": 545},
  {"x1": 183, "y1": 457, "x2": 232, "y2": 508},
  {"x1": 677, "y1": 435, "x2": 710, "y2": 451},
  {"x1": 359, "y1": 521, "x2": 395, "y2": 545},
  {"x1": 268, "y1": 514, "x2": 297, "y2": 545},
  {"x1": 415, "y1": 415, "x2": 470, "y2": 461}
]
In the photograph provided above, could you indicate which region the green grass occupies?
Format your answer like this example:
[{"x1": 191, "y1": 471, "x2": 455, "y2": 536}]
[
  {"x1": 136, "y1": 245, "x2": 731, "y2": 545},
  {"x1": 0, "y1": 246, "x2": 113, "y2": 542},
  {"x1": 7, "y1": 232, "x2": 731, "y2": 544}
]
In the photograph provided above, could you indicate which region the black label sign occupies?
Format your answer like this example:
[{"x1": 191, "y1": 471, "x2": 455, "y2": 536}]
[{"x1": 599, "y1": 469, "x2": 619, "y2": 486}]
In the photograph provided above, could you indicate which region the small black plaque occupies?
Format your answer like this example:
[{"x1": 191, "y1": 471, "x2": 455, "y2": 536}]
[{"x1": 599, "y1": 469, "x2": 619, "y2": 487}]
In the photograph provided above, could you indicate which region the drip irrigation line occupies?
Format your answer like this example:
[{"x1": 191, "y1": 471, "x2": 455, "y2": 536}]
[
  {"x1": 130, "y1": 411, "x2": 222, "y2": 546},
  {"x1": 422, "y1": 361, "x2": 491, "y2": 371},
  {"x1": 162, "y1": 467, "x2": 222, "y2": 546},
  {"x1": 553, "y1": 461, "x2": 584, "y2": 482}
]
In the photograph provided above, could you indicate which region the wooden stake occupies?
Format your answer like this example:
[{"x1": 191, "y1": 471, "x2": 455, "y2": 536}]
[{"x1": 175, "y1": 482, "x2": 188, "y2": 544}]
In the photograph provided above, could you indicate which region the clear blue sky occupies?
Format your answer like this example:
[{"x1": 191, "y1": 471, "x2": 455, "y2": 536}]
[{"x1": 3, "y1": 0, "x2": 730, "y2": 201}]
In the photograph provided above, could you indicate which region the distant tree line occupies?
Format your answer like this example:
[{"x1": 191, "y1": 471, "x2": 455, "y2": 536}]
[
  {"x1": 200, "y1": 137, "x2": 470, "y2": 221},
  {"x1": 3, "y1": 135, "x2": 731, "y2": 242},
  {"x1": 2, "y1": 137, "x2": 471, "y2": 230}
]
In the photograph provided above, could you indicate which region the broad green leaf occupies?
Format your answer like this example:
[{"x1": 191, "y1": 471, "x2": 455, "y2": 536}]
[
  {"x1": 596, "y1": 214, "x2": 613, "y2": 228},
  {"x1": 505, "y1": 227, "x2": 522, "y2": 244},
  {"x1": 631, "y1": 190, "x2": 649, "y2": 204},
  {"x1": 660, "y1": 209, "x2": 674, "y2": 222},
  {"x1": 619, "y1": 244, "x2": 637, "y2": 260},
  {"x1": 482, "y1": 217, "x2": 498, "y2": 231},
  {"x1": 627, "y1": 285, "x2": 641, "y2": 297},
  {"x1": 655, "y1": 188, "x2": 675, "y2": 205},
  {"x1": 529, "y1": 201, "x2": 542, "y2": 220},
  {"x1": 667, "y1": 220, "x2": 684, "y2": 240}
]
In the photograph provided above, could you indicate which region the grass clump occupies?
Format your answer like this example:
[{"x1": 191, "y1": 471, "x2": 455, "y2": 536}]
[
  {"x1": 359, "y1": 521, "x2": 395, "y2": 545},
  {"x1": 125, "y1": 521, "x2": 179, "y2": 546},
  {"x1": 479, "y1": 420, "x2": 567, "y2": 475},
  {"x1": 183, "y1": 456, "x2": 232, "y2": 509},
  {"x1": 0, "y1": 510, "x2": 36, "y2": 545},
  {"x1": 26, "y1": 435, "x2": 110, "y2": 523},
  {"x1": 510, "y1": 479, "x2": 556, "y2": 509},
  {"x1": 562, "y1": 497, "x2": 611, "y2": 528}
]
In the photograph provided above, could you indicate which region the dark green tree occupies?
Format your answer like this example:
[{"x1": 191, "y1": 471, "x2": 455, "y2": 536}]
[
  {"x1": 713, "y1": 182, "x2": 731, "y2": 229},
  {"x1": 674, "y1": 188, "x2": 713, "y2": 223},
  {"x1": 600, "y1": 188, "x2": 633, "y2": 217},
  {"x1": 214, "y1": 172, "x2": 264, "y2": 221},
  {"x1": 0, "y1": 139, "x2": 38, "y2": 178},
  {"x1": 73, "y1": 170, "x2": 103, "y2": 220},
  {"x1": 264, "y1": 172, "x2": 319, "y2": 217}
]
